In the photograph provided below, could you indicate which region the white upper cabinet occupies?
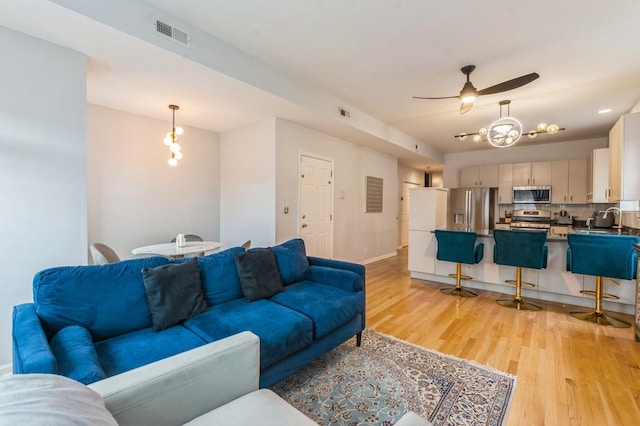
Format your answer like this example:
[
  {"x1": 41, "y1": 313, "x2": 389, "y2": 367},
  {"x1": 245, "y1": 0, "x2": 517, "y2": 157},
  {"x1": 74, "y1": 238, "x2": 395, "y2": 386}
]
[
  {"x1": 588, "y1": 148, "x2": 609, "y2": 203},
  {"x1": 551, "y1": 159, "x2": 587, "y2": 204},
  {"x1": 459, "y1": 165, "x2": 499, "y2": 187},
  {"x1": 512, "y1": 161, "x2": 551, "y2": 186},
  {"x1": 498, "y1": 164, "x2": 512, "y2": 204},
  {"x1": 608, "y1": 112, "x2": 640, "y2": 202}
]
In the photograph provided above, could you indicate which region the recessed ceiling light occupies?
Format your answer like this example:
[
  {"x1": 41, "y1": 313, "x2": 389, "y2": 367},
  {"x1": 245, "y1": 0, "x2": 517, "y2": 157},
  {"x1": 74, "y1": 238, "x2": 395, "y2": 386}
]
[{"x1": 598, "y1": 108, "x2": 612, "y2": 114}]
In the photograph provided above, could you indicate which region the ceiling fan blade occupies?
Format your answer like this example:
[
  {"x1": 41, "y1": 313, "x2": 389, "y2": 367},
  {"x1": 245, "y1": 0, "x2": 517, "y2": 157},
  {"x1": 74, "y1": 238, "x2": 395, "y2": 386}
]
[
  {"x1": 477, "y1": 72, "x2": 539, "y2": 96},
  {"x1": 459, "y1": 101, "x2": 473, "y2": 114},
  {"x1": 413, "y1": 95, "x2": 459, "y2": 100}
]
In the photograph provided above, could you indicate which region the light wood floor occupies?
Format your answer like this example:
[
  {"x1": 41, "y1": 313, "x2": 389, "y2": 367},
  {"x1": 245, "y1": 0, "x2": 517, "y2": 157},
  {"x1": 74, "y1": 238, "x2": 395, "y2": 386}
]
[{"x1": 365, "y1": 248, "x2": 640, "y2": 426}]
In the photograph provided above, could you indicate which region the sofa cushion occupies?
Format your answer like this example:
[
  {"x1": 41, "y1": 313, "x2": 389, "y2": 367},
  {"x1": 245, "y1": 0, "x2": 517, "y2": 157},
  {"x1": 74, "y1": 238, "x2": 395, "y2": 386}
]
[
  {"x1": 94, "y1": 325, "x2": 206, "y2": 377},
  {"x1": 272, "y1": 239, "x2": 309, "y2": 285},
  {"x1": 142, "y1": 258, "x2": 208, "y2": 331},
  {"x1": 50, "y1": 325, "x2": 106, "y2": 385},
  {"x1": 197, "y1": 247, "x2": 245, "y2": 305},
  {"x1": 33, "y1": 256, "x2": 171, "y2": 341},
  {"x1": 234, "y1": 248, "x2": 283, "y2": 302},
  {"x1": 0, "y1": 374, "x2": 117, "y2": 426},
  {"x1": 183, "y1": 299, "x2": 313, "y2": 369},
  {"x1": 270, "y1": 281, "x2": 365, "y2": 339}
]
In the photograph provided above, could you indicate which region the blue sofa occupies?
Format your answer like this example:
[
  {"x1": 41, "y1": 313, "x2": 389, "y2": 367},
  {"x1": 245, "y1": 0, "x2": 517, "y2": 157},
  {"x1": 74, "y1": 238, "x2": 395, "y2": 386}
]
[{"x1": 12, "y1": 239, "x2": 366, "y2": 388}]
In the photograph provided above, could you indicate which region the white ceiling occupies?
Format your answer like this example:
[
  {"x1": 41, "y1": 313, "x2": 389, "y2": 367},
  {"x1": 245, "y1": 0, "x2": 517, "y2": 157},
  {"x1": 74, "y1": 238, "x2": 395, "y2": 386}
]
[{"x1": 4, "y1": 0, "x2": 640, "y2": 172}]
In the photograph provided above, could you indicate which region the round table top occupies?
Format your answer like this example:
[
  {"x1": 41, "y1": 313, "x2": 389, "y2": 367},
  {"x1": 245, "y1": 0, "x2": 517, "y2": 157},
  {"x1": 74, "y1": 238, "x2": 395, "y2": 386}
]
[{"x1": 131, "y1": 241, "x2": 222, "y2": 257}]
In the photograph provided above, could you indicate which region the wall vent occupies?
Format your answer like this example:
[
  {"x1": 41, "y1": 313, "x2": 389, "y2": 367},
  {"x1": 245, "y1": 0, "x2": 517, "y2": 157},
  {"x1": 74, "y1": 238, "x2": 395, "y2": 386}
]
[
  {"x1": 153, "y1": 18, "x2": 191, "y2": 47},
  {"x1": 365, "y1": 176, "x2": 383, "y2": 213}
]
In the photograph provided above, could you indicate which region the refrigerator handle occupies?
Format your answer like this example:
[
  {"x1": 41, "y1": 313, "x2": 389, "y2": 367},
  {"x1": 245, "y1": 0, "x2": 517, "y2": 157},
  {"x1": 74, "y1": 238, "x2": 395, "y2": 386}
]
[{"x1": 466, "y1": 189, "x2": 471, "y2": 231}]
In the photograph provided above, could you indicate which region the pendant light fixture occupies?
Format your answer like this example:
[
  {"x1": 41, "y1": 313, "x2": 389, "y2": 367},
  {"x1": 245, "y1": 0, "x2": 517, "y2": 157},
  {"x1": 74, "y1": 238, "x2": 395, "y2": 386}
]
[
  {"x1": 454, "y1": 100, "x2": 564, "y2": 148},
  {"x1": 163, "y1": 105, "x2": 183, "y2": 166}
]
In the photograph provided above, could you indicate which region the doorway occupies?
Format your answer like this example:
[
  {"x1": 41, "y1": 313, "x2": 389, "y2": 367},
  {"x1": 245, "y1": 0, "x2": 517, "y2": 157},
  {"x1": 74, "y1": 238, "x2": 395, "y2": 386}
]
[{"x1": 299, "y1": 154, "x2": 334, "y2": 258}]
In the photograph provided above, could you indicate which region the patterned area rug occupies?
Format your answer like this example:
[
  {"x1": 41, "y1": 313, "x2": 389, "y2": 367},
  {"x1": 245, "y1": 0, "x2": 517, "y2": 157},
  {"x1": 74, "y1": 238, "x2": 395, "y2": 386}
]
[{"x1": 272, "y1": 330, "x2": 516, "y2": 425}]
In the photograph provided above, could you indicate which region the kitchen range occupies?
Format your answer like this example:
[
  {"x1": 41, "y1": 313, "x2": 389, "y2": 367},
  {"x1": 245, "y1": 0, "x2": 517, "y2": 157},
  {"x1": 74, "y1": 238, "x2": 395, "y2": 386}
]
[{"x1": 509, "y1": 209, "x2": 552, "y2": 232}]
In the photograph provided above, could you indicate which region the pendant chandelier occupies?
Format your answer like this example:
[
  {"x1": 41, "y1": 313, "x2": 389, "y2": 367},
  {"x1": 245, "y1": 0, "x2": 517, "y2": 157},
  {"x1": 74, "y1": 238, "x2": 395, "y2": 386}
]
[
  {"x1": 454, "y1": 100, "x2": 564, "y2": 148},
  {"x1": 163, "y1": 105, "x2": 183, "y2": 166}
]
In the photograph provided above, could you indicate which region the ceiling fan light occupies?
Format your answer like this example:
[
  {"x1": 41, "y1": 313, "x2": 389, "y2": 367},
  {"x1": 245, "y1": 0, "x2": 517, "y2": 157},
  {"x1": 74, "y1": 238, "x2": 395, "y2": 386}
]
[
  {"x1": 547, "y1": 124, "x2": 560, "y2": 134},
  {"x1": 537, "y1": 122, "x2": 547, "y2": 132},
  {"x1": 461, "y1": 95, "x2": 476, "y2": 104}
]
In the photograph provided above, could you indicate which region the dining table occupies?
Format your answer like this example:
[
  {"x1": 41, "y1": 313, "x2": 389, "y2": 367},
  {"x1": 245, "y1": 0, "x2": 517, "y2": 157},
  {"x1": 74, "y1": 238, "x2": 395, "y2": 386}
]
[{"x1": 131, "y1": 241, "x2": 222, "y2": 258}]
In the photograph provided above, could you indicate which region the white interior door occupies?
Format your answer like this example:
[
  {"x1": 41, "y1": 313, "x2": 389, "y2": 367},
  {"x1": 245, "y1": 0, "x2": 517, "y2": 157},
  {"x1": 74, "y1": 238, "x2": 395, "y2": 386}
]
[
  {"x1": 299, "y1": 154, "x2": 333, "y2": 258},
  {"x1": 401, "y1": 182, "x2": 421, "y2": 247}
]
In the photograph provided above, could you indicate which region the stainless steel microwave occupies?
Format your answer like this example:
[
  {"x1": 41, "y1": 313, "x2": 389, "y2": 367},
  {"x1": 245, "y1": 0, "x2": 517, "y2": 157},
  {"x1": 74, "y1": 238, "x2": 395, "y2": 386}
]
[{"x1": 512, "y1": 186, "x2": 551, "y2": 204}]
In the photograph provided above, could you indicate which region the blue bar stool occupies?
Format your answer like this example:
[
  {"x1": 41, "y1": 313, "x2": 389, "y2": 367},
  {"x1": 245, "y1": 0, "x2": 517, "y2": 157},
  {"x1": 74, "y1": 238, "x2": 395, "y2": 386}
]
[
  {"x1": 434, "y1": 230, "x2": 484, "y2": 297},
  {"x1": 493, "y1": 229, "x2": 548, "y2": 311},
  {"x1": 566, "y1": 233, "x2": 639, "y2": 328}
]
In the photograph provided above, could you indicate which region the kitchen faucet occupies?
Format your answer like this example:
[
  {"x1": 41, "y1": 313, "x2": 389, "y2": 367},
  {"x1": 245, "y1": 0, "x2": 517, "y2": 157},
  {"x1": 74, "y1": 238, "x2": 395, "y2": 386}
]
[{"x1": 603, "y1": 207, "x2": 623, "y2": 232}]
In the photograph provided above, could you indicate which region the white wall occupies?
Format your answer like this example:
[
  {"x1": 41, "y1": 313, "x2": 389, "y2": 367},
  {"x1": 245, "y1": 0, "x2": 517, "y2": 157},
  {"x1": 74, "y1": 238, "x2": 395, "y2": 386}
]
[
  {"x1": 443, "y1": 138, "x2": 608, "y2": 188},
  {"x1": 220, "y1": 119, "x2": 277, "y2": 248},
  {"x1": 87, "y1": 105, "x2": 220, "y2": 259},
  {"x1": 0, "y1": 26, "x2": 87, "y2": 366},
  {"x1": 276, "y1": 119, "x2": 398, "y2": 263}
]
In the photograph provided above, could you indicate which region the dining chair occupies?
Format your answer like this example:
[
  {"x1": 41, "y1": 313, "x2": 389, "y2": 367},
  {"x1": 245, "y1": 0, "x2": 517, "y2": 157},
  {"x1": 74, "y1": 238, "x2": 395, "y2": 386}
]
[
  {"x1": 241, "y1": 240, "x2": 251, "y2": 251},
  {"x1": 90, "y1": 243, "x2": 120, "y2": 265}
]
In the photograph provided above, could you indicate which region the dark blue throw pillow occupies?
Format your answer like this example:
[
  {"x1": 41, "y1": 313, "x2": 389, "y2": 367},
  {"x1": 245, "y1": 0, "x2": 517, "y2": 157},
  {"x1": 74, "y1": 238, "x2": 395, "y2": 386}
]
[
  {"x1": 142, "y1": 258, "x2": 208, "y2": 331},
  {"x1": 50, "y1": 325, "x2": 106, "y2": 385},
  {"x1": 234, "y1": 248, "x2": 283, "y2": 302}
]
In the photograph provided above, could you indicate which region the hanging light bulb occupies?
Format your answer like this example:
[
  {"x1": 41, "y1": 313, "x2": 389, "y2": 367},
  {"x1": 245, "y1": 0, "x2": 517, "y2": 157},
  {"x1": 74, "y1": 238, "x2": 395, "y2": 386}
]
[
  {"x1": 165, "y1": 105, "x2": 184, "y2": 166},
  {"x1": 547, "y1": 124, "x2": 560, "y2": 134},
  {"x1": 473, "y1": 134, "x2": 482, "y2": 143},
  {"x1": 478, "y1": 128, "x2": 487, "y2": 136},
  {"x1": 537, "y1": 122, "x2": 547, "y2": 132}
]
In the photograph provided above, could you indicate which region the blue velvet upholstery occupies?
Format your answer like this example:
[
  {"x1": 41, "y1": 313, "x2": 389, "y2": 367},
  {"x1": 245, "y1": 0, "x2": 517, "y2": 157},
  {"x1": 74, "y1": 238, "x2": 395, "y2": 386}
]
[
  {"x1": 270, "y1": 281, "x2": 365, "y2": 339},
  {"x1": 566, "y1": 234, "x2": 639, "y2": 279},
  {"x1": 183, "y1": 298, "x2": 313, "y2": 369},
  {"x1": 50, "y1": 325, "x2": 106, "y2": 385},
  {"x1": 271, "y1": 238, "x2": 309, "y2": 284},
  {"x1": 94, "y1": 325, "x2": 206, "y2": 377},
  {"x1": 493, "y1": 229, "x2": 548, "y2": 269},
  {"x1": 197, "y1": 247, "x2": 245, "y2": 305},
  {"x1": 13, "y1": 238, "x2": 365, "y2": 387},
  {"x1": 434, "y1": 230, "x2": 484, "y2": 265},
  {"x1": 33, "y1": 256, "x2": 170, "y2": 341},
  {"x1": 12, "y1": 304, "x2": 56, "y2": 374},
  {"x1": 304, "y1": 266, "x2": 363, "y2": 292}
]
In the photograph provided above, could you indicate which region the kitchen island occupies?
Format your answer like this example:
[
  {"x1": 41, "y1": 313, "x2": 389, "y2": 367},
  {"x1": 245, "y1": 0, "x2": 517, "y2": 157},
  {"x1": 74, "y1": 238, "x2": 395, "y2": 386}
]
[{"x1": 409, "y1": 228, "x2": 638, "y2": 315}]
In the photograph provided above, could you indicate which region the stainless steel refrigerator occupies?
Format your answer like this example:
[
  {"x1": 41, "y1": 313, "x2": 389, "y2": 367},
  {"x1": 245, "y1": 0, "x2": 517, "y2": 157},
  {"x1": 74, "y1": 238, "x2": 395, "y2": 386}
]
[{"x1": 447, "y1": 187, "x2": 497, "y2": 234}]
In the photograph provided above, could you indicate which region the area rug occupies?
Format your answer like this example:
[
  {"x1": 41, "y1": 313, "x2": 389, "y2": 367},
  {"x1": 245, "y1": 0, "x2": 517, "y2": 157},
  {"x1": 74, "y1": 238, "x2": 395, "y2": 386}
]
[{"x1": 272, "y1": 330, "x2": 516, "y2": 425}]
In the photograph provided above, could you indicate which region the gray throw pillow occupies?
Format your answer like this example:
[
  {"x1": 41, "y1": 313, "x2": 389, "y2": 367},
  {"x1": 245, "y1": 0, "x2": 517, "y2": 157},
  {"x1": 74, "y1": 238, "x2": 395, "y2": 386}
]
[
  {"x1": 234, "y1": 248, "x2": 283, "y2": 302},
  {"x1": 142, "y1": 258, "x2": 208, "y2": 331}
]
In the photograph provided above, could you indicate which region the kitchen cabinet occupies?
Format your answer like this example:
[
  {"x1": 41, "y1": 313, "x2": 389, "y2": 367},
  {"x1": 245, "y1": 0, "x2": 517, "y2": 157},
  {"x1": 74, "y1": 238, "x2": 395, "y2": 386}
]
[
  {"x1": 498, "y1": 164, "x2": 512, "y2": 203},
  {"x1": 552, "y1": 159, "x2": 587, "y2": 204},
  {"x1": 588, "y1": 148, "x2": 609, "y2": 203},
  {"x1": 512, "y1": 161, "x2": 551, "y2": 186},
  {"x1": 608, "y1": 112, "x2": 640, "y2": 201},
  {"x1": 459, "y1": 165, "x2": 499, "y2": 187}
]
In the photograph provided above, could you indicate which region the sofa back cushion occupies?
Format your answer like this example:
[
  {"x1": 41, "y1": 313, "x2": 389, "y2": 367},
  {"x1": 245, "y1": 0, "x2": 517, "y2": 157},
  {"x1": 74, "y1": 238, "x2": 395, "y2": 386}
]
[
  {"x1": 271, "y1": 238, "x2": 309, "y2": 285},
  {"x1": 33, "y1": 257, "x2": 170, "y2": 341},
  {"x1": 197, "y1": 247, "x2": 245, "y2": 305}
]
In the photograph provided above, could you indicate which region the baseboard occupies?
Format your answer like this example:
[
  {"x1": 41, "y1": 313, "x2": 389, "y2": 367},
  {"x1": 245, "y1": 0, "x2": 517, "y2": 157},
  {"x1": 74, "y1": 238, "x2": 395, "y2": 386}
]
[
  {"x1": 360, "y1": 251, "x2": 397, "y2": 265},
  {"x1": 0, "y1": 363, "x2": 12, "y2": 376}
]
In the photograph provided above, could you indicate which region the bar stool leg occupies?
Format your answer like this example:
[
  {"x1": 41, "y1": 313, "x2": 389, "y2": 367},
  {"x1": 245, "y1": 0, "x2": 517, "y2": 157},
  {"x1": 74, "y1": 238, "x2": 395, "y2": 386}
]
[
  {"x1": 497, "y1": 267, "x2": 542, "y2": 311},
  {"x1": 441, "y1": 263, "x2": 477, "y2": 298},
  {"x1": 570, "y1": 276, "x2": 631, "y2": 328}
]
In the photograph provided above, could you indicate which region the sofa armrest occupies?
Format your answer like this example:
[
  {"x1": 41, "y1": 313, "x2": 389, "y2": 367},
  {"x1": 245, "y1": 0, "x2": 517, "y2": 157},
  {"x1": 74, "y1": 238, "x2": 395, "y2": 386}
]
[
  {"x1": 12, "y1": 303, "x2": 56, "y2": 374},
  {"x1": 304, "y1": 266, "x2": 363, "y2": 292},
  {"x1": 308, "y1": 256, "x2": 365, "y2": 278},
  {"x1": 89, "y1": 331, "x2": 260, "y2": 426}
]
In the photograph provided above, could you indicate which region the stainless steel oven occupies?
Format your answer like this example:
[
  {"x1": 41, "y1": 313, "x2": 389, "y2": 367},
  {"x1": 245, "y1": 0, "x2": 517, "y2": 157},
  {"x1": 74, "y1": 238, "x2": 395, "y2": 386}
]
[{"x1": 509, "y1": 209, "x2": 551, "y2": 233}]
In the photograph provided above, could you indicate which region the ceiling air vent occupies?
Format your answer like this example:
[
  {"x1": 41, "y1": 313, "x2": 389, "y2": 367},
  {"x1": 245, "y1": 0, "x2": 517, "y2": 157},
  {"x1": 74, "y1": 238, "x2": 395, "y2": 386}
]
[{"x1": 153, "y1": 18, "x2": 191, "y2": 47}]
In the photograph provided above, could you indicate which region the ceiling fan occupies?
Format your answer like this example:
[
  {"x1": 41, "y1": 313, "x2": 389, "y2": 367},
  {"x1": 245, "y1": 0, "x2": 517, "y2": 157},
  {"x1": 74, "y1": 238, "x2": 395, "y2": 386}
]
[{"x1": 413, "y1": 65, "x2": 539, "y2": 114}]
